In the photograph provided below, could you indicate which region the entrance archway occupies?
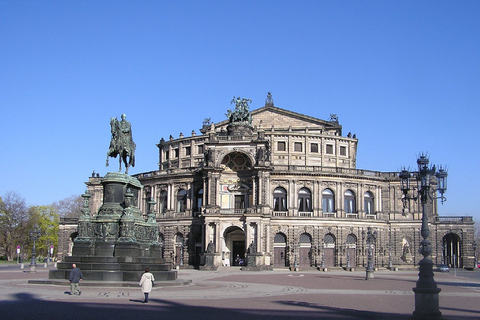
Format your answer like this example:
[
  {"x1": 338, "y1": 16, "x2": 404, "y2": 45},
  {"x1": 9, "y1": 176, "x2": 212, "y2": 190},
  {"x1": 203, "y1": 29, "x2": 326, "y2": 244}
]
[
  {"x1": 299, "y1": 233, "x2": 312, "y2": 268},
  {"x1": 443, "y1": 233, "x2": 461, "y2": 268},
  {"x1": 174, "y1": 233, "x2": 184, "y2": 266},
  {"x1": 223, "y1": 227, "x2": 245, "y2": 266},
  {"x1": 323, "y1": 233, "x2": 336, "y2": 267},
  {"x1": 346, "y1": 234, "x2": 357, "y2": 267},
  {"x1": 273, "y1": 232, "x2": 287, "y2": 268},
  {"x1": 158, "y1": 233, "x2": 165, "y2": 259},
  {"x1": 194, "y1": 233, "x2": 202, "y2": 267}
]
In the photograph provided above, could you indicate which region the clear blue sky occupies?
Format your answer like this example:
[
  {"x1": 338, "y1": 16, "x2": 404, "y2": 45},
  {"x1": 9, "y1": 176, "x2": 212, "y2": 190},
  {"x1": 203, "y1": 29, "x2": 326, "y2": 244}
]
[{"x1": 1, "y1": 1, "x2": 479, "y2": 221}]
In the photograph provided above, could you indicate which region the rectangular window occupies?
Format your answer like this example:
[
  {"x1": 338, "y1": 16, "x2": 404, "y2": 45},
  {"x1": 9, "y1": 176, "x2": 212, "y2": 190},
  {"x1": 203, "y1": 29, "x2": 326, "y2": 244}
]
[
  {"x1": 326, "y1": 144, "x2": 334, "y2": 154},
  {"x1": 322, "y1": 198, "x2": 334, "y2": 213},
  {"x1": 174, "y1": 148, "x2": 179, "y2": 158},
  {"x1": 310, "y1": 143, "x2": 318, "y2": 153},
  {"x1": 235, "y1": 195, "x2": 245, "y2": 209},
  {"x1": 198, "y1": 145, "x2": 204, "y2": 154},
  {"x1": 277, "y1": 141, "x2": 286, "y2": 151},
  {"x1": 165, "y1": 151, "x2": 169, "y2": 160},
  {"x1": 294, "y1": 142, "x2": 302, "y2": 152},
  {"x1": 340, "y1": 146, "x2": 347, "y2": 156},
  {"x1": 185, "y1": 146, "x2": 191, "y2": 156}
]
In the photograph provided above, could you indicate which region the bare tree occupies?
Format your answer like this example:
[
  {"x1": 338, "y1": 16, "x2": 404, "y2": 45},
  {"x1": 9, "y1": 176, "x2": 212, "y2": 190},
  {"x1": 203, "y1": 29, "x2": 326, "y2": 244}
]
[
  {"x1": 0, "y1": 192, "x2": 28, "y2": 261},
  {"x1": 52, "y1": 195, "x2": 83, "y2": 218}
]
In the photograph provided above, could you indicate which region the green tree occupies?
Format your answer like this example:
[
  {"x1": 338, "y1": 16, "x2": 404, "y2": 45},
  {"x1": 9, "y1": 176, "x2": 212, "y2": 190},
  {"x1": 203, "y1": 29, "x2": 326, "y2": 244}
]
[
  {"x1": 0, "y1": 192, "x2": 29, "y2": 261},
  {"x1": 27, "y1": 205, "x2": 59, "y2": 259}
]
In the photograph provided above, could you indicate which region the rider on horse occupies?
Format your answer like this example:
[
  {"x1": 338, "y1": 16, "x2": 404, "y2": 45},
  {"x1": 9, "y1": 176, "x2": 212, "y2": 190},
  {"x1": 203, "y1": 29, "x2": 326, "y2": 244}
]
[{"x1": 106, "y1": 114, "x2": 136, "y2": 174}]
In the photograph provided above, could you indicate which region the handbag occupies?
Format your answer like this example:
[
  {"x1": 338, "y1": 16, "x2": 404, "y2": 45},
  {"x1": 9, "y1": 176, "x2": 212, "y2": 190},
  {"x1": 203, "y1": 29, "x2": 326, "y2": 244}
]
[{"x1": 151, "y1": 279, "x2": 155, "y2": 286}]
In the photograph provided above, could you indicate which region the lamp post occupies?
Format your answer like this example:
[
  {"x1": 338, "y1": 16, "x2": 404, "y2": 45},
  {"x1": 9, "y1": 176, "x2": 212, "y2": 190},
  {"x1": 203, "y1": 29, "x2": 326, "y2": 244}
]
[
  {"x1": 387, "y1": 242, "x2": 393, "y2": 270},
  {"x1": 29, "y1": 225, "x2": 41, "y2": 273},
  {"x1": 292, "y1": 241, "x2": 298, "y2": 271},
  {"x1": 473, "y1": 241, "x2": 477, "y2": 269},
  {"x1": 400, "y1": 154, "x2": 447, "y2": 319},
  {"x1": 321, "y1": 246, "x2": 326, "y2": 271},
  {"x1": 46, "y1": 241, "x2": 51, "y2": 263},
  {"x1": 365, "y1": 227, "x2": 376, "y2": 280}
]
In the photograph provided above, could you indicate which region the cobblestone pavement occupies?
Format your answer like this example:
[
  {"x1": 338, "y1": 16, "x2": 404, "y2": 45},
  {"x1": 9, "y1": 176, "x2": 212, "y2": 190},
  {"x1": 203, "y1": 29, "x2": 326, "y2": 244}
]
[{"x1": 0, "y1": 265, "x2": 479, "y2": 319}]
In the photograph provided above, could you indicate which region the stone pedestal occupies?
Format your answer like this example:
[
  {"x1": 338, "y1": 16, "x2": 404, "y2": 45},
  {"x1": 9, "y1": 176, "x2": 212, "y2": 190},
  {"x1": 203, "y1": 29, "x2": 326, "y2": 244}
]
[
  {"x1": 365, "y1": 269, "x2": 375, "y2": 280},
  {"x1": 241, "y1": 253, "x2": 273, "y2": 271},
  {"x1": 49, "y1": 172, "x2": 177, "y2": 283},
  {"x1": 199, "y1": 253, "x2": 218, "y2": 271},
  {"x1": 413, "y1": 258, "x2": 442, "y2": 319},
  {"x1": 71, "y1": 241, "x2": 94, "y2": 256},
  {"x1": 95, "y1": 241, "x2": 116, "y2": 256}
]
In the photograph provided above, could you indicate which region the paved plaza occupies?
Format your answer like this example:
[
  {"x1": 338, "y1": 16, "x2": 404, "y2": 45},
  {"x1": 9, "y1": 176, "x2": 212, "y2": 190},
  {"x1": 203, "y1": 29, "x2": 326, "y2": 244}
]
[{"x1": 0, "y1": 265, "x2": 479, "y2": 319}]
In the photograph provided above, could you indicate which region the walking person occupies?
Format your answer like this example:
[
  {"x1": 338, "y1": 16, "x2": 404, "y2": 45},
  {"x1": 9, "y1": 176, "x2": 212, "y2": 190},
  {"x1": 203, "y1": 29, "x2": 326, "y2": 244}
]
[
  {"x1": 139, "y1": 268, "x2": 155, "y2": 304},
  {"x1": 69, "y1": 263, "x2": 83, "y2": 295}
]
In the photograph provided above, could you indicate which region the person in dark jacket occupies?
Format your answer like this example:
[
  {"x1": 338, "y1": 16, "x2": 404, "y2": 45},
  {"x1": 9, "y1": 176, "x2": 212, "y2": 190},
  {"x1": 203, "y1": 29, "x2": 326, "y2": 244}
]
[{"x1": 69, "y1": 263, "x2": 83, "y2": 295}]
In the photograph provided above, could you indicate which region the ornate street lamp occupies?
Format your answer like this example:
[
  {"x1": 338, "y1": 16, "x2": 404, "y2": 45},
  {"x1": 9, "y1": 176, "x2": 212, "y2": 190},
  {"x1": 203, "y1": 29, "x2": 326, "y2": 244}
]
[
  {"x1": 400, "y1": 154, "x2": 447, "y2": 319},
  {"x1": 473, "y1": 241, "x2": 477, "y2": 269},
  {"x1": 29, "y1": 225, "x2": 41, "y2": 273},
  {"x1": 293, "y1": 241, "x2": 298, "y2": 271},
  {"x1": 321, "y1": 245, "x2": 326, "y2": 270},
  {"x1": 387, "y1": 242, "x2": 393, "y2": 270},
  {"x1": 365, "y1": 227, "x2": 376, "y2": 280}
]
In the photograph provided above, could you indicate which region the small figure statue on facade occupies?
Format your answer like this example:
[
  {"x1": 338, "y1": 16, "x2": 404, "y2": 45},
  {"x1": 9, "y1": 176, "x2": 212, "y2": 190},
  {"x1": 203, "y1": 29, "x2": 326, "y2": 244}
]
[
  {"x1": 265, "y1": 92, "x2": 274, "y2": 107},
  {"x1": 207, "y1": 241, "x2": 215, "y2": 253},
  {"x1": 329, "y1": 114, "x2": 339, "y2": 123}
]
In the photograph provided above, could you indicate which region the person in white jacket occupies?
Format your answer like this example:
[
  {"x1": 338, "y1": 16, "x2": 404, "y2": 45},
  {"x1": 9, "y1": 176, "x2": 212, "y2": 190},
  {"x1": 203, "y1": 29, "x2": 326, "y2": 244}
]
[{"x1": 139, "y1": 268, "x2": 155, "y2": 303}]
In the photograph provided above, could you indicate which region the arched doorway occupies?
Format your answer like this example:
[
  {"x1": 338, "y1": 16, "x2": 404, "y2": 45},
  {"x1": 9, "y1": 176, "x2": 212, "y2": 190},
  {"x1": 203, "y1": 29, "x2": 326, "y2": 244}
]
[
  {"x1": 175, "y1": 233, "x2": 184, "y2": 266},
  {"x1": 323, "y1": 233, "x2": 336, "y2": 267},
  {"x1": 299, "y1": 233, "x2": 312, "y2": 268},
  {"x1": 194, "y1": 233, "x2": 202, "y2": 267},
  {"x1": 346, "y1": 234, "x2": 357, "y2": 267},
  {"x1": 158, "y1": 233, "x2": 165, "y2": 259},
  {"x1": 273, "y1": 233, "x2": 287, "y2": 268},
  {"x1": 224, "y1": 227, "x2": 245, "y2": 266},
  {"x1": 443, "y1": 233, "x2": 461, "y2": 268}
]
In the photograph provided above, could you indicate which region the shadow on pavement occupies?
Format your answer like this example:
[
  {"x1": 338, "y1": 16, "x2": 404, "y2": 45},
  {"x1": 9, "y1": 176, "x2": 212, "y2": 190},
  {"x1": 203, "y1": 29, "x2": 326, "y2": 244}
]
[{"x1": 0, "y1": 292, "x2": 478, "y2": 320}]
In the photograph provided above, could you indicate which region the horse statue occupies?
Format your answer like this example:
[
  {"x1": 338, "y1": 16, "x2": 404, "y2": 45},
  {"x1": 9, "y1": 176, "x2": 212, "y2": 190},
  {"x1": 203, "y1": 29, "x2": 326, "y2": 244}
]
[
  {"x1": 226, "y1": 97, "x2": 252, "y2": 124},
  {"x1": 106, "y1": 114, "x2": 136, "y2": 174}
]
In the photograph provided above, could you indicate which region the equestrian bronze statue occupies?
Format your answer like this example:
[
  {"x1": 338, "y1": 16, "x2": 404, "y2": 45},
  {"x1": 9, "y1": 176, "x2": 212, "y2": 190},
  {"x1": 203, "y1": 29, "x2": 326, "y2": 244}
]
[{"x1": 106, "y1": 114, "x2": 136, "y2": 174}]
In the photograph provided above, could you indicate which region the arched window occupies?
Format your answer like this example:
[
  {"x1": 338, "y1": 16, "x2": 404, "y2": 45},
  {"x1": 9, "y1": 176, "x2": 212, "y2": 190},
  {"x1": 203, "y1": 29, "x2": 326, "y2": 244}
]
[
  {"x1": 274, "y1": 233, "x2": 287, "y2": 244},
  {"x1": 346, "y1": 234, "x2": 357, "y2": 244},
  {"x1": 176, "y1": 189, "x2": 187, "y2": 212},
  {"x1": 273, "y1": 187, "x2": 287, "y2": 211},
  {"x1": 298, "y1": 188, "x2": 312, "y2": 212},
  {"x1": 322, "y1": 189, "x2": 335, "y2": 213},
  {"x1": 299, "y1": 233, "x2": 312, "y2": 243},
  {"x1": 344, "y1": 190, "x2": 356, "y2": 213},
  {"x1": 364, "y1": 191, "x2": 374, "y2": 214},
  {"x1": 159, "y1": 190, "x2": 167, "y2": 213}
]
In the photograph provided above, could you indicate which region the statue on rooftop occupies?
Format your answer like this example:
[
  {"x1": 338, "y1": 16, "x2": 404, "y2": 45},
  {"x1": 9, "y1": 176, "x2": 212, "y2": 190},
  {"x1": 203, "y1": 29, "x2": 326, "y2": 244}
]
[{"x1": 226, "y1": 97, "x2": 252, "y2": 124}]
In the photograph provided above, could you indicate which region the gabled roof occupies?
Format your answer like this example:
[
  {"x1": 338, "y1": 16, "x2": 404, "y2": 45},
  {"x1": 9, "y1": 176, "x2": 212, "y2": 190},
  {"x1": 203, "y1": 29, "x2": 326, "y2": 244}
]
[{"x1": 214, "y1": 105, "x2": 341, "y2": 131}]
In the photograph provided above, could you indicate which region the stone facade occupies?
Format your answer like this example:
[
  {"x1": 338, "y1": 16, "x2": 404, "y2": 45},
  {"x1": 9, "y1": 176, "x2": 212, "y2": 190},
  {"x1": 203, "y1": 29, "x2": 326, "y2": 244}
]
[{"x1": 60, "y1": 95, "x2": 475, "y2": 270}]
